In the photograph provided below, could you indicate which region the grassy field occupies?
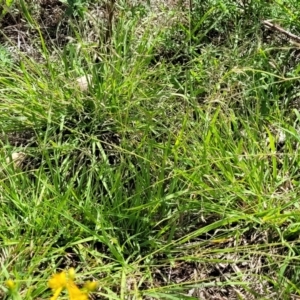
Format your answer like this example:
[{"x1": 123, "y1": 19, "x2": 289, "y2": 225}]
[{"x1": 2, "y1": 0, "x2": 300, "y2": 299}]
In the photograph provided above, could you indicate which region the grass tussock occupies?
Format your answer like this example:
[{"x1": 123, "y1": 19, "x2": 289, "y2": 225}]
[{"x1": 2, "y1": 0, "x2": 300, "y2": 299}]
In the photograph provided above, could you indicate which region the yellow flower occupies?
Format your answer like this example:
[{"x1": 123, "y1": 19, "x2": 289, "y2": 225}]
[
  {"x1": 67, "y1": 281, "x2": 88, "y2": 300},
  {"x1": 83, "y1": 281, "x2": 98, "y2": 292},
  {"x1": 5, "y1": 279, "x2": 16, "y2": 290},
  {"x1": 48, "y1": 271, "x2": 68, "y2": 300},
  {"x1": 48, "y1": 269, "x2": 95, "y2": 300},
  {"x1": 68, "y1": 268, "x2": 76, "y2": 280},
  {"x1": 48, "y1": 271, "x2": 67, "y2": 291},
  {"x1": 5, "y1": 279, "x2": 22, "y2": 300},
  {"x1": 50, "y1": 287, "x2": 64, "y2": 300}
]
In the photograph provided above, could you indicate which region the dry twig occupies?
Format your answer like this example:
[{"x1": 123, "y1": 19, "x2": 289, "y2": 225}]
[{"x1": 262, "y1": 20, "x2": 300, "y2": 43}]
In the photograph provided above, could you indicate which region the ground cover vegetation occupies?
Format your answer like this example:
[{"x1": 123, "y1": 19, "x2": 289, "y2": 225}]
[{"x1": 1, "y1": 0, "x2": 300, "y2": 299}]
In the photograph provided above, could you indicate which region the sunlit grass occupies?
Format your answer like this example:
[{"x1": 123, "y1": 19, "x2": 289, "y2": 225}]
[{"x1": 1, "y1": 0, "x2": 300, "y2": 299}]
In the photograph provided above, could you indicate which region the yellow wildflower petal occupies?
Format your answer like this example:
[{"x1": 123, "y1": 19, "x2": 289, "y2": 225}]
[
  {"x1": 68, "y1": 268, "x2": 76, "y2": 280},
  {"x1": 5, "y1": 279, "x2": 16, "y2": 290},
  {"x1": 50, "y1": 287, "x2": 63, "y2": 300},
  {"x1": 48, "y1": 271, "x2": 67, "y2": 291},
  {"x1": 67, "y1": 281, "x2": 88, "y2": 300},
  {"x1": 83, "y1": 281, "x2": 98, "y2": 292}
]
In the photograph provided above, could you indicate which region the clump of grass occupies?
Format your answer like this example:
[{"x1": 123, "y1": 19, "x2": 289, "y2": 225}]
[{"x1": 2, "y1": 0, "x2": 300, "y2": 299}]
